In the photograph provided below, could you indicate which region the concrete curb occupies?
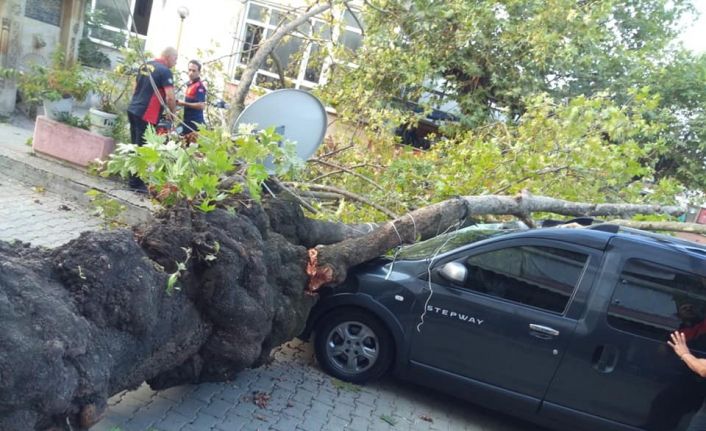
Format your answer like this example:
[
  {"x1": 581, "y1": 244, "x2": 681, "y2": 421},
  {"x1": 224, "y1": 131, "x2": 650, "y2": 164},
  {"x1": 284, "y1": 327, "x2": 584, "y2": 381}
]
[{"x1": 0, "y1": 122, "x2": 154, "y2": 225}]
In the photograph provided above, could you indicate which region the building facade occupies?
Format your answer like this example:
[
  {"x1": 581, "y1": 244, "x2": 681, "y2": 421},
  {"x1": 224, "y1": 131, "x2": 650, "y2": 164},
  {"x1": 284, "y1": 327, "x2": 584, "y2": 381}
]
[
  {"x1": 0, "y1": 0, "x2": 85, "y2": 113},
  {"x1": 0, "y1": 0, "x2": 362, "y2": 113}
]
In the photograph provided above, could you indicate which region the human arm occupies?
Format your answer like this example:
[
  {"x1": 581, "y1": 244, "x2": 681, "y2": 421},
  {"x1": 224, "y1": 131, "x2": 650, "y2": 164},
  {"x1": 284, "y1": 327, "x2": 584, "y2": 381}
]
[
  {"x1": 176, "y1": 100, "x2": 205, "y2": 110},
  {"x1": 164, "y1": 86, "x2": 177, "y2": 119},
  {"x1": 669, "y1": 331, "x2": 706, "y2": 377},
  {"x1": 177, "y1": 83, "x2": 206, "y2": 110}
]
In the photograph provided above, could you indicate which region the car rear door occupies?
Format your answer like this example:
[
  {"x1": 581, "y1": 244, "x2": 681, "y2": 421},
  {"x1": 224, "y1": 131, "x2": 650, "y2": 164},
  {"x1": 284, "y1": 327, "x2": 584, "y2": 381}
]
[
  {"x1": 408, "y1": 238, "x2": 600, "y2": 414},
  {"x1": 541, "y1": 238, "x2": 706, "y2": 431}
]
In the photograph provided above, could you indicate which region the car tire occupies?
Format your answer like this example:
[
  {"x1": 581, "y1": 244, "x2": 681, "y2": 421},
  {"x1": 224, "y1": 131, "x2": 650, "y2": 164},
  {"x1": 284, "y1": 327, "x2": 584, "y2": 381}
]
[{"x1": 314, "y1": 309, "x2": 394, "y2": 384}]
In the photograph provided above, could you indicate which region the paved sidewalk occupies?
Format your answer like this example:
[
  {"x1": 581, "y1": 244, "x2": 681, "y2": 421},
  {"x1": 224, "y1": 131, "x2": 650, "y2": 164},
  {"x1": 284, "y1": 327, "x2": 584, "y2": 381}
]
[
  {"x1": 0, "y1": 173, "x2": 103, "y2": 247},
  {"x1": 94, "y1": 341, "x2": 543, "y2": 431}
]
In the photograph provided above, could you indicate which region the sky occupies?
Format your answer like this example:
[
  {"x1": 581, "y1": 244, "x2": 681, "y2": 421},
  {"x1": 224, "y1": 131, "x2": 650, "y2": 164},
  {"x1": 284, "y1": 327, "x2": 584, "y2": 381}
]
[{"x1": 679, "y1": 1, "x2": 706, "y2": 53}]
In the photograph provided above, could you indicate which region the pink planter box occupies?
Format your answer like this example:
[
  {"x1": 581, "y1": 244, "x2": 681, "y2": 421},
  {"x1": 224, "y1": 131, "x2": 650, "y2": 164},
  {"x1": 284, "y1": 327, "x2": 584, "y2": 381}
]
[{"x1": 32, "y1": 115, "x2": 115, "y2": 167}]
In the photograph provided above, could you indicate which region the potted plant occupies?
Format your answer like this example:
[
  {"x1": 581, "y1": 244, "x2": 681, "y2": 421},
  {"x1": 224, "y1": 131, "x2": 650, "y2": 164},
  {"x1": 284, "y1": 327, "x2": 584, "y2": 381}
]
[
  {"x1": 0, "y1": 49, "x2": 90, "y2": 120},
  {"x1": 88, "y1": 74, "x2": 129, "y2": 136},
  {"x1": 86, "y1": 51, "x2": 138, "y2": 137}
]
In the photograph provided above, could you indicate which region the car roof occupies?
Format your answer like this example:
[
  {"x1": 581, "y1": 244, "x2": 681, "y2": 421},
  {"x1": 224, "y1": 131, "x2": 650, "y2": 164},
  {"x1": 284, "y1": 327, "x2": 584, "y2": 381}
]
[
  {"x1": 498, "y1": 226, "x2": 614, "y2": 249},
  {"x1": 613, "y1": 226, "x2": 706, "y2": 257},
  {"x1": 497, "y1": 225, "x2": 706, "y2": 259}
]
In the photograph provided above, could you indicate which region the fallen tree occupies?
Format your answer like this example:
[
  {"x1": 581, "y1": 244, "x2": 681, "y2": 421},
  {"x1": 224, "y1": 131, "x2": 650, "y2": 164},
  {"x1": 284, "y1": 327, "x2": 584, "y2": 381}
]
[{"x1": 0, "y1": 187, "x2": 688, "y2": 430}]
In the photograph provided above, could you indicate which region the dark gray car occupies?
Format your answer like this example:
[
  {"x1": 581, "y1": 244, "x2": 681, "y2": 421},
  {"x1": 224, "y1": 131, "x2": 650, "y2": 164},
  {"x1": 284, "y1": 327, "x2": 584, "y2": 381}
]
[{"x1": 301, "y1": 224, "x2": 706, "y2": 431}]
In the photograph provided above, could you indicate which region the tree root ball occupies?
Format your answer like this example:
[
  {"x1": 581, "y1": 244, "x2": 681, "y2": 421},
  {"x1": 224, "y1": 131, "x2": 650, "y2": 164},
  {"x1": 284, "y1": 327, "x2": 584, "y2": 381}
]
[{"x1": 0, "y1": 197, "x2": 319, "y2": 430}]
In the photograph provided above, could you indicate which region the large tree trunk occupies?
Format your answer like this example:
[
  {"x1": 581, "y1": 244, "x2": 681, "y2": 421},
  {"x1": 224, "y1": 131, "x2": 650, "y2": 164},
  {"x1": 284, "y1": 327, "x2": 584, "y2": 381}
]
[{"x1": 0, "y1": 190, "x2": 685, "y2": 430}]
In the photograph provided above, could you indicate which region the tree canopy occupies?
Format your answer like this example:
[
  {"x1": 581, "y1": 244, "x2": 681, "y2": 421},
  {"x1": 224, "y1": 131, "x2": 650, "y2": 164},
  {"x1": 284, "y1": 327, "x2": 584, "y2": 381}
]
[{"x1": 305, "y1": 0, "x2": 706, "y2": 207}]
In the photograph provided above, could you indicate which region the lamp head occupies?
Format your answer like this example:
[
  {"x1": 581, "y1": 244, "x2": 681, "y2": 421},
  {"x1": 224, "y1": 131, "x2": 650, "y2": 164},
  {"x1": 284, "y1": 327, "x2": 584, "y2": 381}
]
[{"x1": 177, "y1": 6, "x2": 189, "y2": 19}]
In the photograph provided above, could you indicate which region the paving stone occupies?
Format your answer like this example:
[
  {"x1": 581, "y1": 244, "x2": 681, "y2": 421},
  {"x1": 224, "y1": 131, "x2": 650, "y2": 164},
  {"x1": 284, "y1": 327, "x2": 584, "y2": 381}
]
[
  {"x1": 348, "y1": 413, "x2": 373, "y2": 431},
  {"x1": 201, "y1": 397, "x2": 235, "y2": 418},
  {"x1": 325, "y1": 414, "x2": 351, "y2": 429},
  {"x1": 137, "y1": 396, "x2": 178, "y2": 421},
  {"x1": 330, "y1": 402, "x2": 354, "y2": 421},
  {"x1": 171, "y1": 398, "x2": 208, "y2": 419},
  {"x1": 189, "y1": 412, "x2": 223, "y2": 430},
  {"x1": 150, "y1": 411, "x2": 191, "y2": 431},
  {"x1": 190, "y1": 383, "x2": 224, "y2": 403},
  {"x1": 271, "y1": 411, "x2": 304, "y2": 431},
  {"x1": 306, "y1": 399, "x2": 332, "y2": 418},
  {"x1": 280, "y1": 398, "x2": 307, "y2": 417},
  {"x1": 241, "y1": 416, "x2": 272, "y2": 431},
  {"x1": 215, "y1": 415, "x2": 246, "y2": 431},
  {"x1": 218, "y1": 384, "x2": 250, "y2": 403},
  {"x1": 228, "y1": 400, "x2": 258, "y2": 418},
  {"x1": 356, "y1": 391, "x2": 379, "y2": 408},
  {"x1": 350, "y1": 401, "x2": 375, "y2": 417},
  {"x1": 291, "y1": 387, "x2": 317, "y2": 406}
]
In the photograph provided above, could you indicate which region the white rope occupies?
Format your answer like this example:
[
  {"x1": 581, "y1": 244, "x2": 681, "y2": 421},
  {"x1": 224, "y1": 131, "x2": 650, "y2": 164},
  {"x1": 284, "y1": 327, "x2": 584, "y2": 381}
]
[
  {"x1": 416, "y1": 221, "x2": 463, "y2": 332},
  {"x1": 390, "y1": 220, "x2": 403, "y2": 245},
  {"x1": 384, "y1": 247, "x2": 401, "y2": 280}
]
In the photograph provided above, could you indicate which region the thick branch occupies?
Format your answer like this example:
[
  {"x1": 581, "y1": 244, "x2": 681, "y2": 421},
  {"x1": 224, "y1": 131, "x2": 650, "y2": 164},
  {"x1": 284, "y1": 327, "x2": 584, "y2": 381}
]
[
  {"x1": 461, "y1": 193, "x2": 682, "y2": 219},
  {"x1": 607, "y1": 219, "x2": 706, "y2": 234},
  {"x1": 306, "y1": 193, "x2": 685, "y2": 291}
]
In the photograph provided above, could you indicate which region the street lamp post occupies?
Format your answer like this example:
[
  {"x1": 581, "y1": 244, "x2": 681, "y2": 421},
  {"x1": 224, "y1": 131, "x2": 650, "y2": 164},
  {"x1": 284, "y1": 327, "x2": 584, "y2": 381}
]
[{"x1": 176, "y1": 6, "x2": 189, "y2": 53}]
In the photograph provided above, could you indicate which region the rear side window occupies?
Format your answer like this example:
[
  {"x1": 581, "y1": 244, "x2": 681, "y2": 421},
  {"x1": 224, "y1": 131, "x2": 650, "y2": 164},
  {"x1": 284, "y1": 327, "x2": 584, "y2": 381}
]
[
  {"x1": 463, "y1": 246, "x2": 588, "y2": 313},
  {"x1": 607, "y1": 259, "x2": 706, "y2": 350}
]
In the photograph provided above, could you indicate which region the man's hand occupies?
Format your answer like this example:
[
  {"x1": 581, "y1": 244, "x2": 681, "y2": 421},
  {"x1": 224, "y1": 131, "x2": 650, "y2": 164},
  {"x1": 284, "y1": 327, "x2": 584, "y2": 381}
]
[{"x1": 669, "y1": 331, "x2": 691, "y2": 359}]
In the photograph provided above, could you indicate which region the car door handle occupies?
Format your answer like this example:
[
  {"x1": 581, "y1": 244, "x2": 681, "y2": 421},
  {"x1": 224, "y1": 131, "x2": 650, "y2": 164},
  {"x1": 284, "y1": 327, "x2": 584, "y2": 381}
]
[{"x1": 529, "y1": 324, "x2": 560, "y2": 337}]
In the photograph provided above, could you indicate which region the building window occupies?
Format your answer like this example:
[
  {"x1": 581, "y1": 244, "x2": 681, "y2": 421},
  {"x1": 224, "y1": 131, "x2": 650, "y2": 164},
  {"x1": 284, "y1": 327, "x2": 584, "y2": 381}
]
[
  {"x1": 88, "y1": 0, "x2": 152, "y2": 48},
  {"x1": 234, "y1": 1, "x2": 361, "y2": 91}
]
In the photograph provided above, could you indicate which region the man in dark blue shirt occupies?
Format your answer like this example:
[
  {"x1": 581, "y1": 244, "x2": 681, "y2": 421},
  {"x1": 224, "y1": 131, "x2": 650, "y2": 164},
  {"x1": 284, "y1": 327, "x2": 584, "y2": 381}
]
[
  {"x1": 177, "y1": 60, "x2": 206, "y2": 136},
  {"x1": 126, "y1": 47, "x2": 177, "y2": 192}
]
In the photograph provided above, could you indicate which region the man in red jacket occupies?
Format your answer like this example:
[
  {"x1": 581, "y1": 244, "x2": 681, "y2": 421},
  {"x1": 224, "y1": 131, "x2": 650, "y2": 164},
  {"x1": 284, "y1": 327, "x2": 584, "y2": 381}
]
[{"x1": 126, "y1": 47, "x2": 178, "y2": 192}]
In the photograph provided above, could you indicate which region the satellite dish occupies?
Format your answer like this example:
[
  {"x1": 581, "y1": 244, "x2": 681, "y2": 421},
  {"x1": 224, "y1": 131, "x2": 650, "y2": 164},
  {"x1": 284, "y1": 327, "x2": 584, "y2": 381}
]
[{"x1": 233, "y1": 89, "x2": 328, "y2": 173}]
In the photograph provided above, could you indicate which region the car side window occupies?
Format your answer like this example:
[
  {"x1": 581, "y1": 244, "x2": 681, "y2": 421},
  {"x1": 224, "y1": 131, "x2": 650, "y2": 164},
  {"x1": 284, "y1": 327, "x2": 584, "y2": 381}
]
[
  {"x1": 461, "y1": 245, "x2": 588, "y2": 314},
  {"x1": 607, "y1": 259, "x2": 706, "y2": 351}
]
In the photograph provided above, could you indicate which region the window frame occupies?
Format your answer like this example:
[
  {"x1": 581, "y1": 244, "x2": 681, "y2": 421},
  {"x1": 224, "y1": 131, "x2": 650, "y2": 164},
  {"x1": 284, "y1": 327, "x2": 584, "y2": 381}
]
[
  {"x1": 433, "y1": 241, "x2": 591, "y2": 316},
  {"x1": 87, "y1": 0, "x2": 149, "y2": 49},
  {"x1": 233, "y1": 0, "x2": 361, "y2": 91}
]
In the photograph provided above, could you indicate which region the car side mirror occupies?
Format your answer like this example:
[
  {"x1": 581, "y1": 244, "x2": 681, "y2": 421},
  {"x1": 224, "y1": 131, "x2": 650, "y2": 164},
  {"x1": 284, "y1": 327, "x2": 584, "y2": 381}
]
[{"x1": 438, "y1": 262, "x2": 467, "y2": 284}]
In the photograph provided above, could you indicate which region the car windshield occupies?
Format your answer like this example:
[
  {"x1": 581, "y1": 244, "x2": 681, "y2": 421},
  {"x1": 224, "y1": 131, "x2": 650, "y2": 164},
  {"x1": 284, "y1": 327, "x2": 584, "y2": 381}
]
[{"x1": 396, "y1": 225, "x2": 519, "y2": 260}]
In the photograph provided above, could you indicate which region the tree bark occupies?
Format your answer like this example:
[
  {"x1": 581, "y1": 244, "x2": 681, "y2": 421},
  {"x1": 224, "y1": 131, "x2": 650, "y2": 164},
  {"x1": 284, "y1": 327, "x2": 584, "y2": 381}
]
[
  {"x1": 607, "y1": 219, "x2": 706, "y2": 234},
  {"x1": 0, "y1": 191, "x2": 690, "y2": 430}
]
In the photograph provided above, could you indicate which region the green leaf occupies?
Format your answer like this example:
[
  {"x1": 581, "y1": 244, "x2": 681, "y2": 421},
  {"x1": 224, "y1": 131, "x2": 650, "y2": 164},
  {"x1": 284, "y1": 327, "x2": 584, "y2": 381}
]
[{"x1": 166, "y1": 273, "x2": 179, "y2": 295}]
